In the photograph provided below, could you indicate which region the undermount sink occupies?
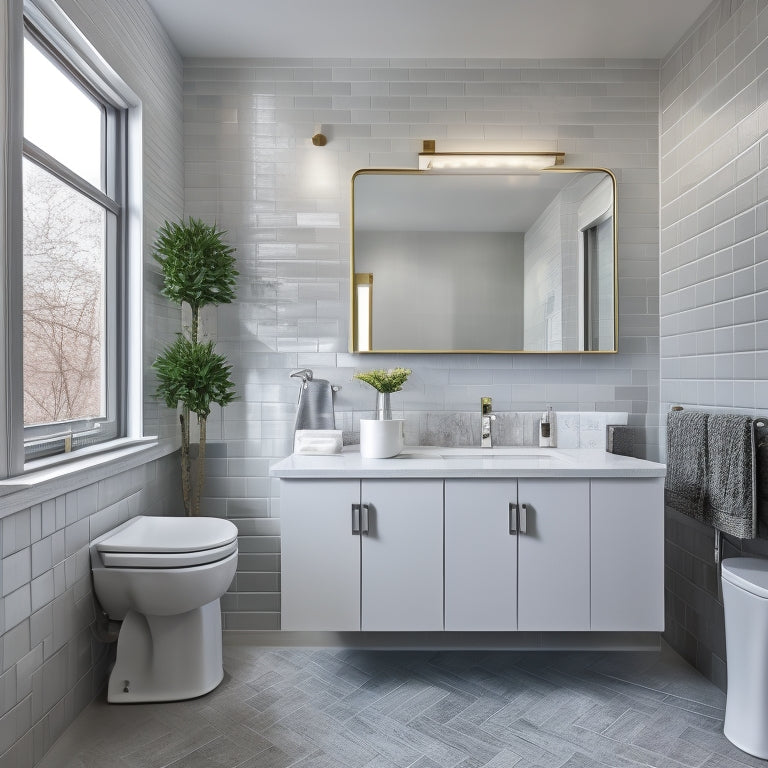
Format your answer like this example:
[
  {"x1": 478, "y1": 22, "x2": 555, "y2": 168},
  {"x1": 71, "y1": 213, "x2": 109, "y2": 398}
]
[
  {"x1": 394, "y1": 447, "x2": 573, "y2": 462},
  {"x1": 439, "y1": 448, "x2": 571, "y2": 461}
]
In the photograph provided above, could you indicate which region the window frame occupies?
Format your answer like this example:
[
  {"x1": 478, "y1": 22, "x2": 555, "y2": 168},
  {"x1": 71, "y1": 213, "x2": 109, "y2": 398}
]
[
  {"x1": 21, "y1": 21, "x2": 126, "y2": 461},
  {"x1": 2, "y1": 0, "x2": 143, "y2": 478}
]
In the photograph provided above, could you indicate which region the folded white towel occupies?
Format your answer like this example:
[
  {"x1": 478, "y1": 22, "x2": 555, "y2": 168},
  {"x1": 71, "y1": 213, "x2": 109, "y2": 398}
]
[{"x1": 294, "y1": 429, "x2": 343, "y2": 455}]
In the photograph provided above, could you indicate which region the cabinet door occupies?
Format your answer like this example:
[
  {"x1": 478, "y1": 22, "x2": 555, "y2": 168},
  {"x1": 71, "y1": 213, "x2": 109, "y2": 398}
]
[
  {"x1": 445, "y1": 479, "x2": 518, "y2": 631},
  {"x1": 361, "y1": 479, "x2": 443, "y2": 631},
  {"x1": 591, "y1": 478, "x2": 664, "y2": 630},
  {"x1": 517, "y1": 479, "x2": 590, "y2": 631},
  {"x1": 280, "y1": 479, "x2": 361, "y2": 631}
]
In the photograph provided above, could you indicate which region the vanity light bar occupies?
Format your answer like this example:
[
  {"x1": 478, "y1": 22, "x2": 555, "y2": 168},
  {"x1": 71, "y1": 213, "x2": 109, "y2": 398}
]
[{"x1": 418, "y1": 150, "x2": 565, "y2": 172}]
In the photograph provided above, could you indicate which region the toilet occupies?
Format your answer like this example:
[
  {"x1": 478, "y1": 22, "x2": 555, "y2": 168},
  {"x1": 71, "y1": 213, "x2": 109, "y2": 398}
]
[
  {"x1": 90, "y1": 515, "x2": 238, "y2": 703},
  {"x1": 721, "y1": 557, "x2": 768, "y2": 758}
]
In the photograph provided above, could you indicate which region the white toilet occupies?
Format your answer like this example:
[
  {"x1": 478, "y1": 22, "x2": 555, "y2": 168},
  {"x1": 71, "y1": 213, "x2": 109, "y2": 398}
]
[
  {"x1": 721, "y1": 557, "x2": 768, "y2": 759},
  {"x1": 90, "y1": 515, "x2": 238, "y2": 703}
]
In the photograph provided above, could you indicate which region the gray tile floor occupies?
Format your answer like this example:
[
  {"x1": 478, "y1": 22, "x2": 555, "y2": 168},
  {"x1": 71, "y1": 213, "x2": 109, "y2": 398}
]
[{"x1": 39, "y1": 641, "x2": 761, "y2": 768}]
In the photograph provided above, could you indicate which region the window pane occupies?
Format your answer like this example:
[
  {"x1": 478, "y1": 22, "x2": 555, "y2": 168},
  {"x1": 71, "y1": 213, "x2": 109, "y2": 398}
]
[
  {"x1": 23, "y1": 38, "x2": 103, "y2": 189},
  {"x1": 23, "y1": 159, "x2": 106, "y2": 426}
]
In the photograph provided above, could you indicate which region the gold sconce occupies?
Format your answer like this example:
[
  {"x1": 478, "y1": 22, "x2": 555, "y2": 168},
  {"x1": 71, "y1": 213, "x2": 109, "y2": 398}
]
[
  {"x1": 312, "y1": 124, "x2": 327, "y2": 146},
  {"x1": 418, "y1": 140, "x2": 564, "y2": 171}
]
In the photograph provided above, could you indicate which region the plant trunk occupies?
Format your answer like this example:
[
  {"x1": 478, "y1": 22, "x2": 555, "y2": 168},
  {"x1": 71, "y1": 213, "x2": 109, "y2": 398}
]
[
  {"x1": 179, "y1": 408, "x2": 192, "y2": 515},
  {"x1": 191, "y1": 304, "x2": 199, "y2": 343},
  {"x1": 192, "y1": 415, "x2": 207, "y2": 517}
]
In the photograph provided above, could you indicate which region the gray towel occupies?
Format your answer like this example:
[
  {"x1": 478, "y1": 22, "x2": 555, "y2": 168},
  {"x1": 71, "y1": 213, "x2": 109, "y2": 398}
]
[
  {"x1": 294, "y1": 378, "x2": 336, "y2": 432},
  {"x1": 756, "y1": 419, "x2": 768, "y2": 539},
  {"x1": 664, "y1": 410, "x2": 708, "y2": 523},
  {"x1": 705, "y1": 414, "x2": 755, "y2": 539}
]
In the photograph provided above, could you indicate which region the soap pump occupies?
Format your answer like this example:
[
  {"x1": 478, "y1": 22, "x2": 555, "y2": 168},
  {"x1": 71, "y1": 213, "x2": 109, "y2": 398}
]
[{"x1": 539, "y1": 406, "x2": 555, "y2": 448}]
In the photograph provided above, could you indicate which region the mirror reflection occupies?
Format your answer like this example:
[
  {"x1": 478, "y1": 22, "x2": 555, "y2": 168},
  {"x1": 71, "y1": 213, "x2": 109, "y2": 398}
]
[{"x1": 351, "y1": 169, "x2": 617, "y2": 353}]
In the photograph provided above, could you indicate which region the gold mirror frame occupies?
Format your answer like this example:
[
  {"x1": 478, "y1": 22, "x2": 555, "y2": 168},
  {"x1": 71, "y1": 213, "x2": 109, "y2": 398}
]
[{"x1": 350, "y1": 165, "x2": 618, "y2": 354}]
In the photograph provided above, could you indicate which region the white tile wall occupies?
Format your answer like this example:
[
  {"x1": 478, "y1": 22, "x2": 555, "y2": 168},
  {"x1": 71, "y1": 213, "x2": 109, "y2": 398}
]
[
  {"x1": 659, "y1": 0, "x2": 768, "y2": 692},
  {"x1": 660, "y1": 0, "x2": 768, "y2": 422},
  {"x1": 183, "y1": 56, "x2": 662, "y2": 632}
]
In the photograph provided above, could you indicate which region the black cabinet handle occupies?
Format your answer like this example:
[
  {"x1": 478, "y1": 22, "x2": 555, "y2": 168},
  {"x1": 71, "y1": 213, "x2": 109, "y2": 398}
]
[
  {"x1": 361, "y1": 504, "x2": 370, "y2": 535},
  {"x1": 519, "y1": 503, "x2": 528, "y2": 534},
  {"x1": 509, "y1": 502, "x2": 518, "y2": 534}
]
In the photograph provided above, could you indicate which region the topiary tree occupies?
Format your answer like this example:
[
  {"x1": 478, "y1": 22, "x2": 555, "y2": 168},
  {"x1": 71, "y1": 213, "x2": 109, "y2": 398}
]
[{"x1": 152, "y1": 217, "x2": 238, "y2": 516}]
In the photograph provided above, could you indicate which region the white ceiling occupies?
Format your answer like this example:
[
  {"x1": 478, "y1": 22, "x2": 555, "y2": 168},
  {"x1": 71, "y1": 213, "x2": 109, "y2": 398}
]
[
  {"x1": 146, "y1": 0, "x2": 713, "y2": 60},
  {"x1": 355, "y1": 172, "x2": 583, "y2": 232}
]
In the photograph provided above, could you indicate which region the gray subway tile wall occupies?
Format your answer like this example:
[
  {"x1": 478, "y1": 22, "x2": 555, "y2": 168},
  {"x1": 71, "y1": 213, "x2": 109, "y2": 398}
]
[
  {"x1": 659, "y1": 0, "x2": 768, "y2": 689},
  {"x1": 183, "y1": 57, "x2": 662, "y2": 632},
  {"x1": 0, "y1": 455, "x2": 182, "y2": 766}
]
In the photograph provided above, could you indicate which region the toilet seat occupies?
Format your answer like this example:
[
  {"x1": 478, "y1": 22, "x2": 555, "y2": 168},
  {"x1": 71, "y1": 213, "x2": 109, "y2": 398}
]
[
  {"x1": 99, "y1": 540, "x2": 238, "y2": 568},
  {"x1": 95, "y1": 515, "x2": 238, "y2": 568}
]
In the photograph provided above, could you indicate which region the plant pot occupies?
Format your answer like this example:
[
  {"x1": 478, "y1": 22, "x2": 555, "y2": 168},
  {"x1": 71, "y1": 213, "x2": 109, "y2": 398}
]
[{"x1": 360, "y1": 418, "x2": 404, "y2": 458}]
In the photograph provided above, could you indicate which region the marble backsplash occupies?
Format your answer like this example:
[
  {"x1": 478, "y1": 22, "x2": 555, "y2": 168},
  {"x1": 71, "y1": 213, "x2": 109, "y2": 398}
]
[{"x1": 338, "y1": 411, "x2": 629, "y2": 451}]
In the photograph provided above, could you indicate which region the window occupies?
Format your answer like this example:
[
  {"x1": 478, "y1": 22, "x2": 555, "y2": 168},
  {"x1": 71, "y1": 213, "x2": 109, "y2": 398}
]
[{"x1": 21, "y1": 22, "x2": 126, "y2": 461}]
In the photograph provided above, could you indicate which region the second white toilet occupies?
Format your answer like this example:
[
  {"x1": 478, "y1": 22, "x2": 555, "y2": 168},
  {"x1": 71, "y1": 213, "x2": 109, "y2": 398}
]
[{"x1": 721, "y1": 557, "x2": 768, "y2": 759}]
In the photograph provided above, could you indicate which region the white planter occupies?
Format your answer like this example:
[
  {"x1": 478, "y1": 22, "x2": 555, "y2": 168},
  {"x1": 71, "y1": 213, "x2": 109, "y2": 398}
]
[{"x1": 360, "y1": 419, "x2": 404, "y2": 458}]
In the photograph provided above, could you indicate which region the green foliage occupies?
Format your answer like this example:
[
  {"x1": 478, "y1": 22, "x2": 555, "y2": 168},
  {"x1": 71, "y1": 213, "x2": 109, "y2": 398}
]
[
  {"x1": 354, "y1": 367, "x2": 412, "y2": 393},
  {"x1": 153, "y1": 217, "x2": 238, "y2": 313},
  {"x1": 153, "y1": 336, "x2": 236, "y2": 418}
]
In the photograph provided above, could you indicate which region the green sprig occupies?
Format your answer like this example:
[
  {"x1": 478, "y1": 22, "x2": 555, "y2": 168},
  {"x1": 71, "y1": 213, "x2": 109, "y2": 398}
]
[{"x1": 354, "y1": 367, "x2": 412, "y2": 393}]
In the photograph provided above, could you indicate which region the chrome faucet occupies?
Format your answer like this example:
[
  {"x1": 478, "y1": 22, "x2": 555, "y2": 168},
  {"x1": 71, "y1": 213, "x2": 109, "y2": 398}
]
[{"x1": 481, "y1": 397, "x2": 496, "y2": 448}]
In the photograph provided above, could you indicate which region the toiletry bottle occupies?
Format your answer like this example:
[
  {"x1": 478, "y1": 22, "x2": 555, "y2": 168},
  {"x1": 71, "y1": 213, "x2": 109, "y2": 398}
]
[{"x1": 539, "y1": 405, "x2": 554, "y2": 448}]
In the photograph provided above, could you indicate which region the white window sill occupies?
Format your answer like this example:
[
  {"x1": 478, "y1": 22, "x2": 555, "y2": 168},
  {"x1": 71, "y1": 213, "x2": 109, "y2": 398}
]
[{"x1": 0, "y1": 437, "x2": 179, "y2": 519}]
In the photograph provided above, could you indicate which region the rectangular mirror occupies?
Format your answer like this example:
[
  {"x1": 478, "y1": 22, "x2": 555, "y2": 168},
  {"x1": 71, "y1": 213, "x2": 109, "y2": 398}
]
[{"x1": 351, "y1": 168, "x2": 617, "y2": 354}]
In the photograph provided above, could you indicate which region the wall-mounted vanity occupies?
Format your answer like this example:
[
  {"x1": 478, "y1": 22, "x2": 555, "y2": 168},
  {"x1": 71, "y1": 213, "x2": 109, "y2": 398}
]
[
  {"x1": 271, "y1": 448, "x2": 665, "y2": 635},
  {"x1": 351, "y1": 166, "x2": 617, "y2": 354}
]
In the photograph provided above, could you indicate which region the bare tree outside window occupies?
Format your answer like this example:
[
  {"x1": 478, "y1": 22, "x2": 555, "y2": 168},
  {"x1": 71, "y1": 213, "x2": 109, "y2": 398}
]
[{"x1": 22, "y1": 159, "x2": 105, "y2": 426}]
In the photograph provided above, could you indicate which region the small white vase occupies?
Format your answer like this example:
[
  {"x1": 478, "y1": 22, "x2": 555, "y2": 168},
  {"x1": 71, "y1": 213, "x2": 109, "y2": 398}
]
[
  {"x1": 360, "y1": 418, "x2": 404, "y2": 458},
  {"x1": 375, "y1": 392, "x2": 392, "y2": 420}
]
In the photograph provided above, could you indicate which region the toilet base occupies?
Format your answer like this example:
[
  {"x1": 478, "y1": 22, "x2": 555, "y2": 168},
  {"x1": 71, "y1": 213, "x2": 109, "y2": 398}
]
[{"x1": 107, "y1": 599, "x2": 224, "y2": 703}]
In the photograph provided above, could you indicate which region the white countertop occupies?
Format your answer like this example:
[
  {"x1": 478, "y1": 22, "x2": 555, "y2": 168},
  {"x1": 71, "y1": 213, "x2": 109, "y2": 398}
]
[{"x1": 270, "y1": 446, "x2": 666, "y2": 479}]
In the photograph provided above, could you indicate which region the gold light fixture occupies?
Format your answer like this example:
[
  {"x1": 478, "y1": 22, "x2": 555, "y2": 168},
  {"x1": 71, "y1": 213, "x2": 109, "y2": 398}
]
[
  {"x1": 418, "y1": 140, "x2": 565, "y2": 172},
  {"x1": 312, "y1": 124, "x2": 328, "y2": 146}
]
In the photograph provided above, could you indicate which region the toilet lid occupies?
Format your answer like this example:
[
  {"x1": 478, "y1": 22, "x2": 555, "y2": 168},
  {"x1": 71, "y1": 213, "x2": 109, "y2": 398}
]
[
  {"x1": 722, "y1": 557, "x2": 768, "y2": 598},
  {"x1": 96, "y1": 516, "x2": 238, "y2": 568}
]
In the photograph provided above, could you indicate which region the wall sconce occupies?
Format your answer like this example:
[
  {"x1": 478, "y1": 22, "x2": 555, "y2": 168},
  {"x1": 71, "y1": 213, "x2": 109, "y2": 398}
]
[
  {"x1": 312, "y1": 124, "x2": 327, "y2": 146},
  {"x1": 418, "y1": 140, "x2": 565, "y2": 171}
]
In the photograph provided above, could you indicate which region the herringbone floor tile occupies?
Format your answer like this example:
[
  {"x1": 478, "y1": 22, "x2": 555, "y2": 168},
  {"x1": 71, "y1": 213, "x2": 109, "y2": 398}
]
[{"x1": 39, "y1": 641, "x2": 760, "y2": 768}]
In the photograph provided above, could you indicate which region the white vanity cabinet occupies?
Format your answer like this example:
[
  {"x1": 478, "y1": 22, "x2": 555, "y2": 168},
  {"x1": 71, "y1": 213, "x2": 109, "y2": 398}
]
[
  {"x1": 591, "y1": 477, "x2": 665, "y2": 630},
  {"x1": 445, "y1": 478, "x2": 590, "y2": 631},
  {"x1": 273, "y1": 447, "x2": 666, "y2": 636},
  {"x1": 280, "y1": 478, "x2": 443, "y2": 631}
]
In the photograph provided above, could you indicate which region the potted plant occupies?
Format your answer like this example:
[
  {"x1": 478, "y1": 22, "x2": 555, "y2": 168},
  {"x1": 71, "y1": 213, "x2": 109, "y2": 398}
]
[
  {"x1": 354, "y1": 367, "x2": 411, "y2": 458},
  {"x1": 353, "y1": 367, "x2": 412, "y2": 419},
  {"x1": 152, "y1": 217, "x2": 238, "y2": 516}
]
